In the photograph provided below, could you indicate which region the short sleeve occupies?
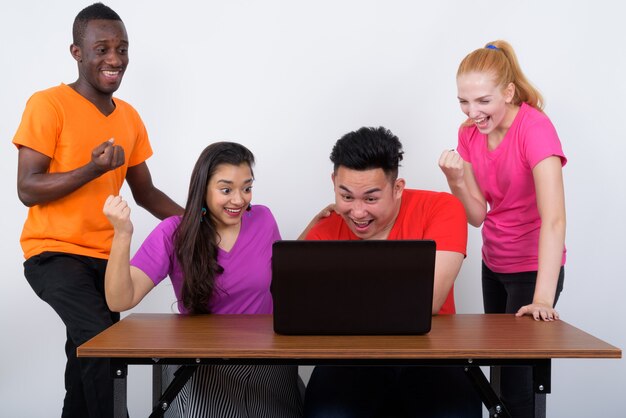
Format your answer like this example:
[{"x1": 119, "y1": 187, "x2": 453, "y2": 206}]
[
  {"x1": 423, "y1": 193, "x2": 468, "y2": 256},
  {"x1": 521, "y1": 117, "x2": 566, "y2": 169},
  {"x1": 13, "y1": 92, "x2": 59, "y2": 157},
  {"x1": 258, "y1": 205, "x2": 282, "y2": 243},
  {"x1": 131, "y1": 217, "x2": 180, "y2": 285}
]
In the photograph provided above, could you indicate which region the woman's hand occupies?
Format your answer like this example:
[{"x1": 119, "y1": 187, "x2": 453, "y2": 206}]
[
  {"x1": 516, "y1": 303, "x2": 560, "y2": 321},
  {"x1": 103, "y1": 195, "x2": 133, "y2": 236},
  {"x1": 438, "y1": 149, "x2": 465, "y2": 185}
]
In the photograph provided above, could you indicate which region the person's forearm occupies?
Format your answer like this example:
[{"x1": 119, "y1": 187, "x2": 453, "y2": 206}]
[
  {"x1": 447, "y1": 180, "x2": 486, "y2": 227},
  {"x1": 297, "y1": 204, "x2": 335, "y2": 240},
  {"x1": 432, "y1": 251, "x2": 464, "y2": 314},
  {"x1": 105, "y1": 231, "x2": 135, "y2": 312},
  {"x1": 18, "y1": 161, "x2": 104, "y2": 206},
  {"x1": 132, "y1": 187, "x2": 184, "y2": 219},
  {"x1": 297, "y1": 224, "x2": 314, "y2": 240},
  {"x1": 533, "y1": 218, "x2": 566, "y2": 307}
]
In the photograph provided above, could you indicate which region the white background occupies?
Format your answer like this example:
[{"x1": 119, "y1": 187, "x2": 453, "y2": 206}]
[{"x1": 1, "y1": 1, "x2": 624, "y2": 417}]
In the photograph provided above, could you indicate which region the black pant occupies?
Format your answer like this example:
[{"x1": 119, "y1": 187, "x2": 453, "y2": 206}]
[
  {"x1": 24, "y1": 252, "x2": 119, "y2": 418},
  {"x1": 304, "y1": 366, "x2": 482, "y2": 418},
  {"x1": 482, "y1": 262, "x2": 565, "y2": 418}
]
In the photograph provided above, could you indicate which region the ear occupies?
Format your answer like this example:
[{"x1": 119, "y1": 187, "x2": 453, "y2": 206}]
[
  {"x1": 504, "y1": 82, "x2": 515, "y2": 104},
  {"x1": 70, "y1": 43, "x2": 82, "y2": 62},
  {"x1": 331, "y1": 171, "x2": 336, "y2": 184},
  {"x1": 393, "y1": 178, "x2": 405, "y2": 199}
]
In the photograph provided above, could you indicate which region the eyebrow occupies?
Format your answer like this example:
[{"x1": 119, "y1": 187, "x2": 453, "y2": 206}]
[
  {"x1": 94, "y1": 39, "x2": 129, "y2": 45},
  {"x1": 457, "y1": 94, "x2": 492, "y2": 101},
  {"x1": 216, "y1": 178, "x2": 254, "y2": 185},
  {"x1": 338, "y1": 185, "x2": 381, "y2": 194}
]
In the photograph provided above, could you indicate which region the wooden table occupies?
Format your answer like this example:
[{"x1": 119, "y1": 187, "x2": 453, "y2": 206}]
[{"x1": 78, "y1": 313, "x2": 621, "y2": 418}]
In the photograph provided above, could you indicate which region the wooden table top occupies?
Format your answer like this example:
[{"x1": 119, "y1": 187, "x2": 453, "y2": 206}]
[{"x1": 77, "y1": 313, "x2": 621, "y2": 360}]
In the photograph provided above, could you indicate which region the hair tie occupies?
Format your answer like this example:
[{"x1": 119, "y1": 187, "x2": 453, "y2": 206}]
[{"x1": 486, "y1": 44, "x2": 499, "y2": 50}]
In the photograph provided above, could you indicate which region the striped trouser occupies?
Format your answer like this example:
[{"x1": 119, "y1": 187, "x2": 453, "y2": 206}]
[{"x1": 163, "y1": 364, "x2": 304, "y2": 418}]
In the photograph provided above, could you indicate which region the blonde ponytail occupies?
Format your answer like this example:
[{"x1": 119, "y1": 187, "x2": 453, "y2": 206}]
[{"x1": 457, "y1": 40, "x2": 544, "y2": 111}]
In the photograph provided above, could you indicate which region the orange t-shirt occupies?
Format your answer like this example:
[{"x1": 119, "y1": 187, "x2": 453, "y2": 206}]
[
  {"x1": 305, "y1": 189, "x2": 468, "y2": 314},
  {"x1": 13, "y1": 84, "x2": 153, "y2": 260}
]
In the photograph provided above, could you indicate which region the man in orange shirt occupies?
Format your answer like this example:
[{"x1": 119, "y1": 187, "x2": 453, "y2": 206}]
[
  {"x1": 303, "y1": 127, "x2": 481, "y2": 417},
  {"x1": 13, "y1": 4, "x2": 183, "y2": 417}
]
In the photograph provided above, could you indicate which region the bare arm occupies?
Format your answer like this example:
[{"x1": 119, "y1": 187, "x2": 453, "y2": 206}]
[
  {"x1": 516, "y1": 156, "x2": 566, "y2": 321},
  {"x1": 432, "y1": 250, "x2": 464, "y2": 314},
  {"x1": 438, "y1": 150, "x2": 487, "y2": 227},
  {"x1": 17, "y1": 140, "x2": 124, "y2": 206},
  {"x1": 126, "y1": 162, "x2": 184, "y2": 220},
  {"x1": 297, "y1": 203, "x2": 335, "y2": 240},
  {"x1": 103, "y1": 195, "x2": 155, "y2": 312}
]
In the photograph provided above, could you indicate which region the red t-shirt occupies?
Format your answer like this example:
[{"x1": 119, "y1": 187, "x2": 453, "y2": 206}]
[{"x1": 306, "y1": 189, "x2": 467, "y2": 314}]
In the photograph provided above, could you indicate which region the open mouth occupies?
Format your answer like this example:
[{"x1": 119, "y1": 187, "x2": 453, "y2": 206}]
[
  {"x1": 101, "y1": 69, "x2": 123, "y2": 81},
  {"x1": 224, "y1": 207, "x2": 243, "y2": 217},
  {"x1": 474, "y1": 116, "x2": 490, "y2": 129},
  {"x1": 351, "y1": 218, "x2": 373, "y2": 231}
]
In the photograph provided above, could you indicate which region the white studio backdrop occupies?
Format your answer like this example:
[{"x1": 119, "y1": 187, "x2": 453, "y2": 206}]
[{"x1": 1, "y1": 1, "x2": 624, "y2": 417}]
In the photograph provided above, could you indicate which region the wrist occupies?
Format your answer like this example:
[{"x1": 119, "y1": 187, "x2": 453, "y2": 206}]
[
  {"x1": 113, "y1": 229, "x2": 133, "y2": 242},
  {"x1": 448, "y1": 178, "x2": 467, "y2": 191},
  {"x1": 531, "y1": 297, "x2": 554, "y2": 308},
  {"x1": 86, "y1": 160, "x2": 106, "y2": 178}
]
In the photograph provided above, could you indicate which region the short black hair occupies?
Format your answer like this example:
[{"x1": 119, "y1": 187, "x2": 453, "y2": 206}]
[
  {"x1": 330, "y1": 126, "x2": 404, "y2": 180},
  {"x1": 72, "y1": 3, "x2": 122, "y2": 46}
]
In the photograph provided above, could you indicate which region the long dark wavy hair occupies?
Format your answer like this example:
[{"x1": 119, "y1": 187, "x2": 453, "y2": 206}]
[{"x1": 175, "y1": 142, "x2": 255, "y2": 314}]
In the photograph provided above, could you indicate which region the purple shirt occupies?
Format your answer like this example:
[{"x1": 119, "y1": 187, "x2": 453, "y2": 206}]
[
  {"x1": 457, "y1": 103, "x2": 567, "y2": 273},
  {"x1": 131, "y1": 205, "x2": 281, "y2": 314}
]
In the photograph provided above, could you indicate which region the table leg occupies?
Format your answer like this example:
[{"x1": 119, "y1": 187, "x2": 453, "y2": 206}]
[
  {"x1": 487, "y1": 361, "x2": 551, "y2": 418},
  {"x1": 533, "y1": 359, "x2": 551, "y2": 418},
  {"x1": 149, "y1": 365, "x2": 199, "y2": 418},
  {"x1": 152, "y1": 364, "x2": 163, "y2": 408},
  {"x1": 490, "y1": 366, "x2": 501, "y2": 396},
  {"x1": 111, "y1": 361, "x2": 127, "y2": 418},
  {"x1": 535, "y1": 393, "x2": 546, "y2": 417},
  {"x1": 464, "y1": 366, "x2": 512, "y2": 418}
]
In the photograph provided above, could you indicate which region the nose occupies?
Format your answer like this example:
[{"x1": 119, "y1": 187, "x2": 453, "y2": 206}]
[
  {"x1": 350, "y1": 200, "x2": 367, "y2": 218},
  {"x1": 230, "y1": 191, "x2": 244, "y2": 206},
  {"x1": 105, "y1": 50, "x2": 124, "y2": 67},
  {"x1": 466, "y1": 103, "x2": 478, "y2": 118}
]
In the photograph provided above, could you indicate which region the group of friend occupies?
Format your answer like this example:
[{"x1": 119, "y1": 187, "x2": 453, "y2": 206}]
[{"x1": 13, "y1": 3, "x2": 566, "y2": 418}]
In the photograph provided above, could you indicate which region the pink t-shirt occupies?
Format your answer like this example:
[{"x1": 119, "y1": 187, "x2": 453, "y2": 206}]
[
  {"x1": 131, "y1": 205, "x2": 281, "y2": 314},
  {"x1": 457, "y1": 102, "x2": 567, "y2": 273}
]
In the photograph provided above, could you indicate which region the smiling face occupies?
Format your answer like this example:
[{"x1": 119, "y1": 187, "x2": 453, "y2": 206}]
[
  {"x1": 457, "y1": 71, "x2": 516, "y2": 138},
  {"x1": 333, "y1": 166, "x2": 404, "y2": 240},
  {"x1": 206, "y1": 163, "x2": 253, "y2": 232},
  {"x1": 71, "y1": 19, "x2": 128, "y2": 99}
]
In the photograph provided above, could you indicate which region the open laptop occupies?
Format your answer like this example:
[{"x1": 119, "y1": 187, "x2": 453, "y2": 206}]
[{"x1": 271, "y1": 240, "x2": 436, "y2": 335}]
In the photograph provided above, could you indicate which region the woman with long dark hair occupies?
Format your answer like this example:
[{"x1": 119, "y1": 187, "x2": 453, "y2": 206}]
[{"x1": 103, "y1": 142, "x2": 303, "y2": 417}]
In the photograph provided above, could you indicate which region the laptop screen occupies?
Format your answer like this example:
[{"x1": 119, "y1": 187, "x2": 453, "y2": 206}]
[{"x1": 271, "y1": 240, "x2": 436, "y2": 335}]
